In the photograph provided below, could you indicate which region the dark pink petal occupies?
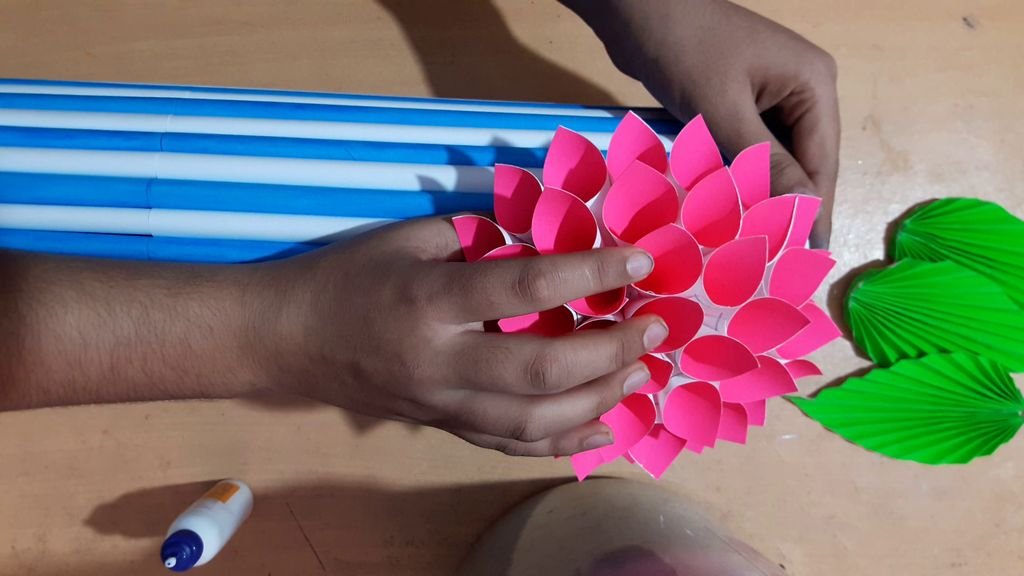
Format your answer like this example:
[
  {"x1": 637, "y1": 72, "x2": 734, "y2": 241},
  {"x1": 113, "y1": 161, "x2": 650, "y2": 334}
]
[
  {"x1": 628, "y1": 425, "x2": 686, "y2": 480},
  {"x1": 531, "y1": 187, "x2": 598, "y2": 254},
  {"x1": 601, "y1": 161, "x2": 679, "y2": 244},
  {"x1": 719, "y1": 355, "x2": 797, "y2": 403},
  {"x1": 702, "y1": 236, "x2": 769, "y2": 307},
  {"x1": 743, "y1": 400, "x2": 767, "y2": 427},
  {"x1": 785, "y1": 359, "x2": 823, "y2": 380},
  {"x1": 570, "y1": 393, "x2": 657, "y2": 480},
  {"x1": 679, "y1": 335, "x2": 759, "y2": 381},
  {"x1": 663, "y1": 381, "x2": 722, "y2": 448},
  {"x1": 768, "y1": 247, "x2": 836, "y2": 307},
  {"x1": 625, "y1": 297, "x2": 703, "y2": 353},
  {"x1": 727, "y1": 297, "x2": 811, "y2": 354},
  {"x1": 681, "y1": 167, "x2": 742, "y2": 248},
  {"x1": 452, "y1": 215, "x2": 506, "y2": 262},
  {"x1": 730, "y1": 142, "x2": 771, "y2": 209},
  {"x1": 606, "y1": 111, "x2": 669, "y2": 179},
  {"x1": 498, "y1": 306, "x2": 575, "y2": 337},
  {"x1": 637, "y1": 353, "x2": 674, "y2": 395},
  {"x1": 576, "y1": 318, "x2": 618, "y2": 331},
  {"x1": 739, "y1": 195, "x2": 797, "y2": 261},
  {"x1": 670, "y1": 115, "x2": 724, "y2": 191},
  {"x1": 568, "y1": 287, "x2": 627, "y2": 317},
  {"x1": 633, "y1": 225, "x2": 703, "y2": 295},
  {"x1": 543, "y1": 126, "x2": 607, "y2": 202},
  {"x1": 776, "y1": 301, "x2": 843, "y2": 359},
  {"x1": 493, "y1": 164, "x2": 543, "y2": 235},
  {"x1": 718, "y1": 403, "x2": 749, "y2": 445}
]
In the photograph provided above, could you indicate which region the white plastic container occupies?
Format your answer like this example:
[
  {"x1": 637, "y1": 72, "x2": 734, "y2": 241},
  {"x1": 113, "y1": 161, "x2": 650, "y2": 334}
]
[{"x1": 160, "y1": 479, "x2": 253, "y2": 572}]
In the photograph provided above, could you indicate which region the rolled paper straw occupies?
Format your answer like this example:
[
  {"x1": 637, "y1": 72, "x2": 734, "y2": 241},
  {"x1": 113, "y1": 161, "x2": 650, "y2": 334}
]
[
  {"x1": 0, "y1": 125, "x2": 162, "y2": 151},
  {"x1": 0, "y1": 173, "x2": 150, "y2": 208},
  {"x1": 149, "y1": 236, "x2": 320, "y2": 263},
  {"x1": 148, "y1": 209, "x2": 391, "y2": 243},
  {"x1": 0, "y1": 229, "x2": 149, "y2": 260},
  {"x1": 0, "y1": 203, "x2": 150, "y2": 235}
]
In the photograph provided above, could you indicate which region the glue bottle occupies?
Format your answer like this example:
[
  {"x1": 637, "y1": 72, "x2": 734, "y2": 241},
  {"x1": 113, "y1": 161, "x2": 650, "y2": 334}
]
[{"x1": 160, "y1": 479, "x2": 253, "y2": 572}]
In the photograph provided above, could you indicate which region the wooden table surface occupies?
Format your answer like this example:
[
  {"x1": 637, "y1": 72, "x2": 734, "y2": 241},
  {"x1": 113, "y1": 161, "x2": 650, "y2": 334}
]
[{"x1": 1, "y1": 1, "x2": 1022, "y2": 574}]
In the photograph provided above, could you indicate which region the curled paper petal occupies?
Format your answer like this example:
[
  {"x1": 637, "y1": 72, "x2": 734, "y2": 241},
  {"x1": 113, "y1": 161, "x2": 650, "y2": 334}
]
[
  {"x1": 569, "y1": 449, "x2": 605, "y2": 482},
  {"x1": 602, "y1": 161, "x2": 679, "y2": 244},
  {"x1": 498, "y1": 306, "x2": 575, "y2": 337},
  {"x1": 625, "y1": 297, "x2": 704, "y2": 353},
  {"x1": 568, "y1": 287, "x2": 627, "y2": 317},
  {"x1": 731, "y1": 142, "x2": 771, "y2": 209},
  {"x1": 670, "y1": 115, "x2": 723, "y2": 191},
  {"x1": 663, "y1": 381, "x2": 722, "y2": 448},
  {"x1": 531, "y1": 187, "x2": 598, "y2": 254},
  {"x1": 740, "y1": 195, "x2": 797, "y2": 261},
  {"x1": 679, "y1": 335, "x2": 759, "y2": 381},
  {"x1": 718, "y1": 403, "x2": 749, "y2": 444},
  {"x1": 727, "y1": 297, "x2": 811, "y2": 354},
  {"x1": 681, "y1": 167, "x2": 742, "y2": 248},
  {"x1": 480, "y1": 243, "x2": 539, "y2": 261},
  {"x1": 576, "y1": 317, "x2": 618, "y2": 331},
  {"x1": 543, "y1": 126, "x2": 607, "y2": 202},
  {"x1": 637, "y1": 353, "x2": 674, "y2": 395},
  {"x1": 571, "y1": 393, "x2": 656, "y2": 480},
  {"x1": 633, "y1": 225, "x2": 703, "y2": 296},
  {"x1": 786, "y1": 194, "x2": 823, "y2": 249},
  {"x1": 453, "y1": 215, "x2": 506, "y2": 262},
  {"x1": 785, "y1": 359, "x2": 823, "y2": 380},
  {"x1": 606, "y1": 111, "x2": 669, "y2": 179},
  {"x1": 703, "y1": 236, "x2": 769, "y2": 307},
  {"x1": 628, "y1": 425, "x2": 686, "y2": 480},
  {"x1": 719, "y1": 355, "x2": 797, "y2": 403},
  {"x1": 776, "y1": 301, "x2": 842, "y2": 359},
  {"x1": 743, "y1": 399, "x2": 767, "y2": 427},
  {"x1": 769, "y1": 247, "x2": 836, "y2": 307},
  {"x1": 493, "y1": 164, "x2": 543, "y2": 235}
]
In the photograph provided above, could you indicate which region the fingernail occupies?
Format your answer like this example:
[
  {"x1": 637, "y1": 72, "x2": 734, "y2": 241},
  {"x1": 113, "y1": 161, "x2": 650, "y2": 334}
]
[
  {"x1": 643, "y1": 320, "x2": 669, "y2": 350},
  {"x1": 623, "y1": 367, "x2": 651, "y2": 396},
  {"x1": 583, "y1": 431, "x2": 614, "y2": 451},
  {"x1": 626, "y1": 251, "x2": 654, "y2": 279}
]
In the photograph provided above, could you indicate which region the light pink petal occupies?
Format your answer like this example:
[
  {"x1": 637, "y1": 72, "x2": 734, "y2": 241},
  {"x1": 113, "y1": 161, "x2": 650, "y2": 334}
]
[
  {"x1": 480, "y1": 243, "x2": 539, "y2": 261},
  {"x1": 776, "y1": 301, "x2": 843, "y2": 359},
  {"x1": 498, "y1": 306, "x2": 575, "y2": 337},
  {"x1": 628, "y1": 425, "x2": 686, "y2": 480},
  {"x1": 702, "y1": 236, "x2": 768, "y2": 307},
  {"x1": 531, "y1": 187, "x2": 598, "y2": 254},
  {"x1": 785, "y1": 194, "x2": 823, "y2": 249},
  {"x1": 452, "y1": 215, "x2": 506, "y2": 262},
  {"x1": 785, "y1": 359, "x2": 823, "y2": 380},
  {"x1": 739, "y1": 195, "x2": 797, "y2": 261},
  {"x1": 681, "y1": 167, "x2": 742, "y2": 248},
  {"x1": 576, "y1": 318, "x2": 618, "y2": 331},
  {"x1": 633, "y1": 225, "x2": 703, "y2": 295},
  {"x1": 542, "y1": 127, "x2": 607, "y2": 202},
  {"x1": 679, "y1": 335, "x2": 759, "y2": 381},
  {"x1": 743, "y1": 400, "x2": 767, "y2": 427},
  {"x1": 719, "y1": 355, "x2": 797, "y2": 403},
  {"x1": 727, "y1": 297, "x2": 811, "y2": 354},
  {"x1": 568, "y1": 287, "x2": 627, "y2": 317},
  {"x1": 493, "y1": 164, "x2": 543, "y2": 235},
  {"x1": 625, "y1": 297, "x2": 704, "y2": 353},
  {"x1": 768, "y1": 247, "x2": 836, "y2": 307},
  {"x1": 570, "y1": 449, "x2": 606, "y2": 481},
  {"x1": 601, "y1": 161, "x2": 679, "y2": 244},
  {"x1": 670, "y1": 115, "x2": 724, "y2": 191},
  {"x1": 663, "y1": 381, "x2": 723, "y2": 448},
  {"x1": 637, "y1": 353, "x2": 674, "y2": 395},
  {"x1": 730, "y1": 142, "x2": 771, "y2": 209},
  {"x1": 718, "y1": 403, "x2": 749, "y2": 445},
  {"x1": 606, "y1": 112, "x2": 669, "y2": 179}
]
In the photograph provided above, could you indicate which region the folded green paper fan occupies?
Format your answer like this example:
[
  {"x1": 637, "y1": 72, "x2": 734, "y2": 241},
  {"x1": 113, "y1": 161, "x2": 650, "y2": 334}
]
[
  {"x1": 846, "y1": 259, "x2": 1024, "y2": 371},
  {"x1": 892, "y1": 198, "x2": 1024, "y2": 307},
  {"x1": 791, "y1": 353, "x2": 1024, "y2": 464}
]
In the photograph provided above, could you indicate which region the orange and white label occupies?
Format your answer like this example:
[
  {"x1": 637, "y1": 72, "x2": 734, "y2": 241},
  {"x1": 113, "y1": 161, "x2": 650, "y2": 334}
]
[{"x1": 204, "y1": 482, "x2": 240, "y2": 504}]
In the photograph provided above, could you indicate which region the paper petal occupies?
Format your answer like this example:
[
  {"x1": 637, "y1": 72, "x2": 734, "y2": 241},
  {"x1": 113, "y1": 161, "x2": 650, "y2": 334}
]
[
  {"x1": 703, "y1": 236, "x2": 769, "y2": 307},
  {"x1": 498, "y1": 306, "x2": 575, "y2": 337},
  {"x1": 727, "y1": 297, "x2": 811, "y2": 354},
  {"x1": 628, "y1": 425, "x2": 686, "y2": 480},
  {"x1": 602, "y1": 161, "x2": 680, "y2": 244},
  {"x1": 606, "y1": 112, "x2": 669, "y2": 179},
  {"x1": 568, "y1": 287, "x2": 627, "y2": 317},
  {"x1": 637, "y1": 353, "x2": 674, "y2": 395},
  {"x1": 679, "y1": 335, "x2": 759, "y2": 381},
  {"x1": 731, "y1": 142, "x2": 771, "y2": 209},
  {"x1": 633, "y1": 225, "x2": 703, "y2": 295},
  {"x1": 785, "y1": 359, "x2": 823, "y2": 380},
  {"x1": 531, "y1": 187, "x2": 598, "y2": 254},
  {"x1": 663, "y1": 381, "x2": 723, "y2": 448},
  {"x1": 670, "y1": 115, "x2": 724, "y2": 191},
  {"x1": 626, "y1": 297, "x2": 704, "y2": 353},
  {"x1": 493, "y1": 164, "x2": 543, "y2": 235},
  {"x1": 453, "y1": 215, "x2": 506, "y2": 262},
  {"x1": 719, "y1": 355, "x2": 797, "y2": 403},
  {"x1": 542, "y1": 126, "x2": 607, "y2": 203},
  {"x1": 576, "y1": 318, "x2": 618, "y2": 331},
  {"x1": 769, "y1": 247, "x2": 836, "y2": 307},
  {"x1": 480, "y1": 243, "x2": 539, "y2": 261},
  {"x1": 596, "y1": 393, "x2": 658, "y2": 462},
  {"x1": 681, "y1": 167, "x2": 742, "y2": 248},
  {"x1": 776, "y1": 301, "x2": 842, "y2": 359},
  {"x1": 743, "y1": 399, "x2": 767, "y2": 427},
  {"x1": 718, "y1": 403, "x2": 749, "y2": 444},
  {"x1": 739, "y1": 195, "x2": 797, "y2": 261},
  {"x1": 786, "y1": 194, "x2": 823, "y2": 249},
  {"x1": 570, "y1": 449, "x2": 606, "y2": 482}
]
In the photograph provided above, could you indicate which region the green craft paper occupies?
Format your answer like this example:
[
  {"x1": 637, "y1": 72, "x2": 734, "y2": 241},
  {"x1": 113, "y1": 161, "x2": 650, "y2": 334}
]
[
  {"x1": 790, "y1": 353, "x2": 1024, "y2": 464},
  {"x1": 891, "y1": 198, "x2": 1024, "y2": 307},
  {"x1": 846, "y1": 259, "x2": 1024, "y2": 371}
]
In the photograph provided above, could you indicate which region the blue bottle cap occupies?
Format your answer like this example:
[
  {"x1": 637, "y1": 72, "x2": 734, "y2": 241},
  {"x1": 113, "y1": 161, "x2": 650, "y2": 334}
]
[{"x1": 161, "y1": 529, "x2": 204, "y2": 572}]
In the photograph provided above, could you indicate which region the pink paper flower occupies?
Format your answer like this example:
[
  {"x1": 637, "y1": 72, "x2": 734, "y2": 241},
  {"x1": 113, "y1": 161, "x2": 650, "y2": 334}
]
[{"x1": 453, "y1": 112, "x2": 841, "y2": 480}]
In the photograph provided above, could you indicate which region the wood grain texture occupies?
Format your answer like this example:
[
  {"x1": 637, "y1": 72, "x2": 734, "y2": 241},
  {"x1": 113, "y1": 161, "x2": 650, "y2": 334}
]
[{"x1": 1, "y1": 1, "x2": 1022, "y2": 574}]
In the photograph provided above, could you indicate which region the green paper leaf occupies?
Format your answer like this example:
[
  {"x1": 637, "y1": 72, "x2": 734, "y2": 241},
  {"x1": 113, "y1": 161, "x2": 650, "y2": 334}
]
[
  {"x1": 845, "y1": 259, "x2": 1024, "y2": 371},
  {"x1": 790, "y1": 353, "x2": 1024, "y2": 464},
  {"x1": 892, "y1": 198, "x2": 1024, "y2": 307}
]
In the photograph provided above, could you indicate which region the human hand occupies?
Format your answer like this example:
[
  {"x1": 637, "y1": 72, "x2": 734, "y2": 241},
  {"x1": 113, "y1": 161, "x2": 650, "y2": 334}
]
[
  {"x1": 566, "y1": 0, "x2": 840, "y2": 247},
  {"x1": 260, "y1": 218, "x2": 669, "y2": 457}
]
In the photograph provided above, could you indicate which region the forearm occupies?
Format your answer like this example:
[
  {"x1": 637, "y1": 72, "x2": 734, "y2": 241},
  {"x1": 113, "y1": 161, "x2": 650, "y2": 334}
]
[{"x1": 0, "y1": 251, "x2": 276, "y2": 410}]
